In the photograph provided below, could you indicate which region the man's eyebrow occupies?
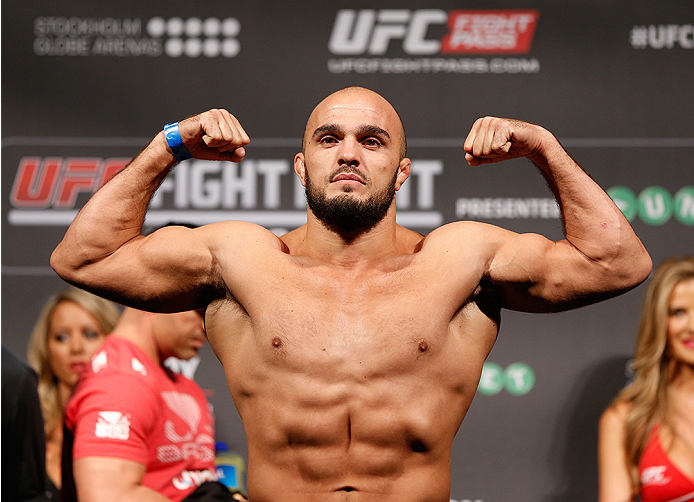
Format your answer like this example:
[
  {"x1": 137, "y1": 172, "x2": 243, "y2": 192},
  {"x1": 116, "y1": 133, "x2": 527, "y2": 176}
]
[
  {"x1": 311, "y1": 124, "x2": 345, "y2": 140},
  {"x1": 356, "y1": 124, "x2": 391, "y2": 141},
  {"x1": 311, "y1": 124, "x2": 391, "y2": 141}
]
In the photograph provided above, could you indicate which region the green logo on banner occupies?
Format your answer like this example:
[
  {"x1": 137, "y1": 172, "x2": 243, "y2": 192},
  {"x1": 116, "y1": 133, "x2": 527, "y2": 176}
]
[
  {"x1": 638, "y1": 186, "x2": 673, "y2": 226},
  {"x1": 478, "y1": 362, "x2": 504, "y2": 395},
  {"x1": 504, "y1": 363, "x2": 535, "y2": 395},
  {"x1": 478, "y1": 362, "x2": 535, "y2": 395},
  {"x1": 674, "y1": 186, "x2": 694, "y2": 225},
  {"x1": 608, "y1": 186, "x2": 637, "y2": 221},
  {"x1": 608, "y1": 185, "x2": 693, "y2": 226}
]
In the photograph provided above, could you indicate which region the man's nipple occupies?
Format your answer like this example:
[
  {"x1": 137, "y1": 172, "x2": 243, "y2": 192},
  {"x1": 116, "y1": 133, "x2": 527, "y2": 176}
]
[{"x1": 272, "y1": 337, "x2": 283, "y2": 348}]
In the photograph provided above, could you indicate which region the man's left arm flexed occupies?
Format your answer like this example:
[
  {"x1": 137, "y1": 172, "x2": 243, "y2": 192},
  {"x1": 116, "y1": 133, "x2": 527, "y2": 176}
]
[{"x1": 457, "y1": 116, "x2": 652, "y2": 312}]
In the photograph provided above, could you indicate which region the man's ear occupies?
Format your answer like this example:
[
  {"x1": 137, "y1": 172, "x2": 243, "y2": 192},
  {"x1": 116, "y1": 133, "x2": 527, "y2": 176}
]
[
  {"x1": 395, "y1": 158, "x2": 411, "y2": 191},
  {"x1": 294, "y1": 153, "x2": 307, "y2": 187}
]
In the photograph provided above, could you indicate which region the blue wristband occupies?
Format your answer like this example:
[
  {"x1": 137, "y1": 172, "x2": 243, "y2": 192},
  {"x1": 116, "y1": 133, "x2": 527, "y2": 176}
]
[{"x1": 163, "y1": 122, "x2": 193, "y2": 162}]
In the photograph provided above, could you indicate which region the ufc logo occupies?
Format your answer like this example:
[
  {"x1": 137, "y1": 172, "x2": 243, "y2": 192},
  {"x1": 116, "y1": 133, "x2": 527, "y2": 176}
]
[
  {"x1": 328, "y1": 9, "x2": 447, "y2": 55},
  {"x1": 10, "y1": 157, "x2": 128, "y2": 208}
]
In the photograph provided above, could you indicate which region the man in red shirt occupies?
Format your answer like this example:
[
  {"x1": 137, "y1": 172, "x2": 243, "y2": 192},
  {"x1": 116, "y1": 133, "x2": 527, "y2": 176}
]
[{"x1": 63, "y1": 306, "x2": 244, "y2": 502}]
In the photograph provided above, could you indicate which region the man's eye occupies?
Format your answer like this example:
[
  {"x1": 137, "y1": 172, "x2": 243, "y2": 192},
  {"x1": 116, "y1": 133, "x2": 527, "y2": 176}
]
[
  {"x1": 320, "y1": 136, "x2": 337, "y2": 144},
  {"x1": 363, "y1": 138, "x2": 381, "y2": 146}
]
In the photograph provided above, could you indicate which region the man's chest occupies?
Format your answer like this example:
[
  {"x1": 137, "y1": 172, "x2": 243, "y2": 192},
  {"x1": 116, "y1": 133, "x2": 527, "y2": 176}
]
[{"x1": 229, "y1": 261, "x2": 482, "y2": 371}]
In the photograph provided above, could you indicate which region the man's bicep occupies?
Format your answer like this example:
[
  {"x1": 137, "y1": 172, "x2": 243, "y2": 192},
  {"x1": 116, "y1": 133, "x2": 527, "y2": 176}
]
[
  {"x1": 74, "y1": 457, "x2": 168, "y2": 502},
  {"x1": 73, "y1": 225, "x2": 223, "y2": 312},
  {"x1": 486, "y1": 231, "x2": 606, "y2": 312},
  {"x1": 129, "y1": 226, "x2": 222, "y2": 306}
]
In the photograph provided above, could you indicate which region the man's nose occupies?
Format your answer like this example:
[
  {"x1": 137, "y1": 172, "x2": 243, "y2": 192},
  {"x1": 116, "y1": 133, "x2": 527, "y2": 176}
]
[{"x1": 338, "y1": 137, "x2": 360, "y2": 166}]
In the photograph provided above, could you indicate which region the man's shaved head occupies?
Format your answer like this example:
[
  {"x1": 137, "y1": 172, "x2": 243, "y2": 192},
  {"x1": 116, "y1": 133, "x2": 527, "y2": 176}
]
[{"x1": 302, "y1": 87, "x2": 407, "y2": 159}]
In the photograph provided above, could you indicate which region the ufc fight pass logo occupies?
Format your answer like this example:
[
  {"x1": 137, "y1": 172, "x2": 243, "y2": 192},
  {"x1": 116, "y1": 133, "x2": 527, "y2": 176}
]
[
  {"x1": 328, "y1": 9, "x2": 539, "y2": 55},
  {"x1": 327, "y1": 9, "x2": 540, "y2": 74}
]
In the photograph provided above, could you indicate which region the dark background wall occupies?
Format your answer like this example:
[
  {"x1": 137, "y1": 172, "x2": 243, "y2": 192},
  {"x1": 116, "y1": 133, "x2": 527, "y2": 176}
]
[{"x1": 2, "y1": 1, "x2": 693, "y2": 500}]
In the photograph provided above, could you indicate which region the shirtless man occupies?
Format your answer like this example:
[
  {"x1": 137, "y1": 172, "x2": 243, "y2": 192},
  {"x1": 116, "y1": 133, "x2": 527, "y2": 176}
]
[{"x1": 51, "y1": 87, "x2": 652, "y2": 502}]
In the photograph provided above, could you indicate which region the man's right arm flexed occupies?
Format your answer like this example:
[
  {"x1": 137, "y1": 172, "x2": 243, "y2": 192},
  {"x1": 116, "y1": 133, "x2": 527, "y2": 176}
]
[{"x1": 51, "y1": 110, "x2": 250, "y2": 312}]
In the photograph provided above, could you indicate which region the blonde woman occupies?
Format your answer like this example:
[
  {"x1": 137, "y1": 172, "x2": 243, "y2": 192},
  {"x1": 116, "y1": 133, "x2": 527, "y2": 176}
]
[
  {"x1": 27, "y1": 288, "x2": 120, "y2": 493},
  {"x1": 599, "y1": 257, "x2": 694, "y2": 502}
]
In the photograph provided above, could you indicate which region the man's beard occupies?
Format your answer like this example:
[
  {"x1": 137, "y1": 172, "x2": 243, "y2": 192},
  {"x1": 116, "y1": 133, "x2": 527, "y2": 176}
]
[{"x1": 305, "y1": 165, "x2": 397, "y2": 234}]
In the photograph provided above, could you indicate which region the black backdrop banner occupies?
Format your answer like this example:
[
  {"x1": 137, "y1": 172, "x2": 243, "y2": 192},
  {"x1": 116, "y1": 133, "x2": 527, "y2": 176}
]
[{"x1": 2, "y1": 1, "x2": 693, "y2": 501}]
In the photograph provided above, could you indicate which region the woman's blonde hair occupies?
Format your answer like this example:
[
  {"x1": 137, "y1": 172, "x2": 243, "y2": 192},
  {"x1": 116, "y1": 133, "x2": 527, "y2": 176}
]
[
  {"x1": 27, "y1": 288, "x2": 120, "y2": 439},
  {"x1": 616, "y1": 256, "x2": 694, "y2": 487}
]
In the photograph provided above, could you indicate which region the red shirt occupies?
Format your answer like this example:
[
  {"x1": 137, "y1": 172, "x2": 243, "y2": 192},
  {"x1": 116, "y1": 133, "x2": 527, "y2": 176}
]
[
  {"x1": 66, "y1": 336, "x2": 217, "y2": 501},
  {"x1": 639, "y1": 425, "x2": 694, "y2": 502}
]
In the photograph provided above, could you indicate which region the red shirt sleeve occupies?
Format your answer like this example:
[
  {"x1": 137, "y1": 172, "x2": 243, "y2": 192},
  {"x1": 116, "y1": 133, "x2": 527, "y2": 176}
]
[{"x1": 68, "y1": 371, "x2": 160, "y2": 466}]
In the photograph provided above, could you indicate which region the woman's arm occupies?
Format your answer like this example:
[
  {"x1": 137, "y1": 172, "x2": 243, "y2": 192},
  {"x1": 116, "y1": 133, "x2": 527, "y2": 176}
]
[{"x1": 598, "y1": 402, "x2": 636, "y2": 502}]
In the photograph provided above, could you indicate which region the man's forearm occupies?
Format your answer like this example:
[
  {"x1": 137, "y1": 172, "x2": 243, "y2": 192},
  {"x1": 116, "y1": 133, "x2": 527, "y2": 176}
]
[
  {"x1": 530, "y1": 130, "x2": 651, "y2": 284},
  {"x1": 74, "y1": 455, "x2": 174, "y2": 502},
  {"x1": 78, "y1": 484, "x2": 172, "y2": 502},
  {"x1": 50, "y1": 132, "x2": 175, "y2": 281}
]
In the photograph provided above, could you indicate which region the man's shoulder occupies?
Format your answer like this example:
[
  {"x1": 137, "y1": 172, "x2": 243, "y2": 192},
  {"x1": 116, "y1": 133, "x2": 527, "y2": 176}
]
[
  {"x1": 433, "y1": 219, "x2": 503, "y2": 233},
  {"x1": 420, "y1": 220, "x2": 508, "y2": 249},
  {"x1": 206, "y1": 220, "x2": 282, "y2": 240},
  {"x1": 203, "y1": 220, "x2": 287, "y2": 254},
  {"x1": 83, "y1": 337, "x2": 155, "y2": 384},
  {"x1": 67, "y1": 338, "x2": 161, "y2": 424}
]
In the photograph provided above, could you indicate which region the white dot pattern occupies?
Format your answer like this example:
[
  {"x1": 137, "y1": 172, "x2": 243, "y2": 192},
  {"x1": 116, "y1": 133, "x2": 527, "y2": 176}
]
[{"x1": 146, "y1": 16, "x2": 240, "y2": 58}]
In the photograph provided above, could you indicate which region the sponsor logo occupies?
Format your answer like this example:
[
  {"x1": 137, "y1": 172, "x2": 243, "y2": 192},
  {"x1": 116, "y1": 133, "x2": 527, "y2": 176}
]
[
  {"x1": 7, "y1": 155, "x2": 443, "y2": 231},
  {"x1": 641, "y1": 466, "x2": 670, "y2": 486},
  {"x1": 456, "y1": 198, "x2": 560, "y2": 219},
  {"x1": 92, "y1": 351, "x2": 107, "y2": 373},
  {"x1": 10, "y1": 157, "x2": 127, "y2": 208},
  {"x1": 95, "y1": 411, "x2": 131, "y2": 439},
  {"x1": 161, "y1": 391, "x2": 202, "y2": 442},
  {"x1": 33, "y1": 16, "x2": 240, "y2": 58},
  {"x1": 147, "y1": 17, "x2": 240, "y2": 58},
  {"x1": 131, "y1": 357, "x2": 147, "y2": 376},
  {"x1": 477, "y1": 362, "x2": 535, "y2": 396},
  {"x1": 8, "y1": 153, "x2": 692, "y2": 229},
  {"x1": 608, "y1": 185, "x2": 694, "y2": 226},
  {"x1": 630, "y1": 24, "x2": 694, "y2": 50},
  {"x1": 164, "y1": 355, "x2": 200, "y2": 379},
  {"x1": 328, "y1": 9, "x2": 540, "y2": 74},
  {"x1": 172, "y1": 467, "x2": 218, "y2": 491},
  {"x1": 156, "y1": 391, "x2": 215, "y2": 463},
  {"x1": 157, "y1": 433, "x2": 215, "y2": 463},
  {"x1": 456, "y1": 186, "x2": 694, "y2": 226},
  {"x1": 441, "y1": 11, "x2": 538, "y2": 54}
]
